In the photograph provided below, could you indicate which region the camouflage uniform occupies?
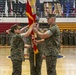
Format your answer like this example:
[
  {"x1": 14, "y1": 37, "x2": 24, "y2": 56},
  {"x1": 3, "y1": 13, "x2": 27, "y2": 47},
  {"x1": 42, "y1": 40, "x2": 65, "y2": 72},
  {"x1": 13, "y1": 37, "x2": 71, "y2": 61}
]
[
  {"x1": 8, "y1": 32, "x2": 14, "y2": 45},
  {"x1": 44, "y1": 24, "x2": 60, "y2": 75},
  {"x1": 27, "y1": 33, "x2": 43, "y2": 75},
  {"x1": 10, "y1": 34, "x2": 25, "y2": 75}
]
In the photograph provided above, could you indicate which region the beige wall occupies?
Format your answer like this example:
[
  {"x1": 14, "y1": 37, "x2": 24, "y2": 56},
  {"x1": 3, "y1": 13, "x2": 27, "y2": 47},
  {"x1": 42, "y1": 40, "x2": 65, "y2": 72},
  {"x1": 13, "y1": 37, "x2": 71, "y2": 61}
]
[{"x1": 57, "y1": 22, "x2": 76, "y2": 31}]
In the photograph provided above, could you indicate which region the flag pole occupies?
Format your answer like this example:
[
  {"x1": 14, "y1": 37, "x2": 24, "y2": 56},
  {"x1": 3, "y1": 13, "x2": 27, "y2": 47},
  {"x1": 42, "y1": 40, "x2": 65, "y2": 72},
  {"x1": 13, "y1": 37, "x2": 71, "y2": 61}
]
[
  {"x1": 34, "y1": 31, "x2": 38, "y2": 66},
  {"x1": 30, "y1": 0, "x2": 38, "y2": 67},
  {"x1": 32, "y1": 31, "x2": 38, "y2": 67},
  {"x1": 34, "y1": 53, "x2": 36, "y2": 66},
  {"x1": 34, "y1": 34, "x2": 36, "y2": 67}
]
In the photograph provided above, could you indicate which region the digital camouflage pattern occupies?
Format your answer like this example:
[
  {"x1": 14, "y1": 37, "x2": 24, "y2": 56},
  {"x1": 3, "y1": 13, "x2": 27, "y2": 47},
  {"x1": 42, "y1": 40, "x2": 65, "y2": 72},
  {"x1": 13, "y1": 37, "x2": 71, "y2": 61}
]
[
  {"x1": 10, "y1": 34, "x2": 25, "y2": 61},
  {"x1": 10, "y1": 33, "x2": 25, "y2": 75},
  {"x1": 44, "y1": 24, "x2": 60, "y2": 56},
  {"x1": 44, "y1": 24, "x2": 60, "y2": 75},
  {"x1": 11, "y1": 60, "x2": 22, "y2": 75},
  {"x1": 9, "y1": 32, "x2": 15, "y2": 45}
]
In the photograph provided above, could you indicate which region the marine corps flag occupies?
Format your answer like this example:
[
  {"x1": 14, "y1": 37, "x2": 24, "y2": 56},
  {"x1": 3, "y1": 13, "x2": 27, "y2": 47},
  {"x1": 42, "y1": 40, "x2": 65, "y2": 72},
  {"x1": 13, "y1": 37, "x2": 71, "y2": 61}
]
[{"x1": 26, "y1": 0, "x2": 38, "y2": 54}]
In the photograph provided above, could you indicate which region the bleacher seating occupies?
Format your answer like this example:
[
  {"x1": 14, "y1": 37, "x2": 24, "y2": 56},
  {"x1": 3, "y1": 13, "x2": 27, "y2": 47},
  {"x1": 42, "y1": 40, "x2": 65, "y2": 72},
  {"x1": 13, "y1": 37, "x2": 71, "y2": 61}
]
[
  {"x1": 0, "y1": 0, "x2": 76, "y2": 17},
  {"x1": 0, "y1": 0, "x2": 5, "y2": 13}
]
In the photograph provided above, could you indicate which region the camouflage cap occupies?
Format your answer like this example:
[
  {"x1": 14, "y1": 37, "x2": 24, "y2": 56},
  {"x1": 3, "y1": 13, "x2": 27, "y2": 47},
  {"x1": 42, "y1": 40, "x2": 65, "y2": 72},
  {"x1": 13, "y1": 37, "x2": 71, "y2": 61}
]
[
  {"x1": 47, "y1": 14, "x2": 56, "y2": 19},
  {"x1": 11, "y1": 24, "x2": 21, "y2": 30}
]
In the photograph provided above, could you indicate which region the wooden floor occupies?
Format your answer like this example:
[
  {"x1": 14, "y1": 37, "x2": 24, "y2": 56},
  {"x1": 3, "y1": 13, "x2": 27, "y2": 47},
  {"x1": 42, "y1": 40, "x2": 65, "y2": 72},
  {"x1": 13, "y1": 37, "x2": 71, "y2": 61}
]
[{"x1": 0, "y1": 46, "x2": 76, "y2": 75}]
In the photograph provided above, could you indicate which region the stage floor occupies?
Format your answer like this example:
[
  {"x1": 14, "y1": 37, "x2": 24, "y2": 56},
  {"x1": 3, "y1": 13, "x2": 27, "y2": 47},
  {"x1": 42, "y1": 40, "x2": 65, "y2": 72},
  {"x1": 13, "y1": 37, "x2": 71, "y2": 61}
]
[{"x1": 0, "y1": 46, "x2": 76, "y2": 75}]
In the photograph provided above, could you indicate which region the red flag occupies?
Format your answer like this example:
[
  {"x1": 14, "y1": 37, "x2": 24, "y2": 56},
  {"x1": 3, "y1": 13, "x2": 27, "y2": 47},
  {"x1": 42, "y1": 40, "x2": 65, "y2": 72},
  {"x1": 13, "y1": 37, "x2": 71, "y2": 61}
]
[{"x1": 26, "y1": 0, "x2": 38, "y2": 54}]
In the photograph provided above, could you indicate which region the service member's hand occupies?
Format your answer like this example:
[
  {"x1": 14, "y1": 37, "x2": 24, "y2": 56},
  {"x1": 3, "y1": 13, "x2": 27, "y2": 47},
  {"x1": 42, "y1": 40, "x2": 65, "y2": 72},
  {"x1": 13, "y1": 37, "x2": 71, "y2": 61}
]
[{"x1": 24, "y1": 44, "x2": 32, "y2": 48}]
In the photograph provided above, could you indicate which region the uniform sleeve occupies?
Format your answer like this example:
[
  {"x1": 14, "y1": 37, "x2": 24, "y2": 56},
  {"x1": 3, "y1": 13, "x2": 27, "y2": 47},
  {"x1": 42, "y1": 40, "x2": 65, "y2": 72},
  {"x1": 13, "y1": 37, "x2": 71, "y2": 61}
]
[
  {"x1": 20, "y1": 33, "x2": 26, "y2": 37},
  {"x1": 49, "y1": 25, "x2": 56, "y2": 36},
  {"x1": 11, "y1": 35, "x2": 22, "y2": 48},
  {"x1": 46, "y1": 30, "x2": 53, "y2": 36}
]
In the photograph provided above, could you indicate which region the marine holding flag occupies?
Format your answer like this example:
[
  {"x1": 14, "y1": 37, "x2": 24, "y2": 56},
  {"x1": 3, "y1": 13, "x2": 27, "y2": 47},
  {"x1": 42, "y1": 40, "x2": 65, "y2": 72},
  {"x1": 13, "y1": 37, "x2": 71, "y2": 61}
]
[
  {"x1": 26, "y1": 0, "x2": 44, "y2": 75},
  {"x1": 8, "y1": 24, "x2": 34, "y2": 75},
  {"x1": 34, "y1": 14, "x2": 60, "y2": 75}
]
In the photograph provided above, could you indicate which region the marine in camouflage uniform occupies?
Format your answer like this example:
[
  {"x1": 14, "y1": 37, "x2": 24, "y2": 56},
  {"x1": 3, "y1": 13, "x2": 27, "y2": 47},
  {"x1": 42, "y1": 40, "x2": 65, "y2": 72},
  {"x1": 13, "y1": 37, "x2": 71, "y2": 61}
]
[
  {"x1": 34, "y1": 14, "x2": 60, "y2": 75},
  {"x1": 44, "y1": 24, "x2": 60, "y2": 75},
  {"x1": 10, "y1": 34, "x2": 25, "y2": 75},
  {"x1": 10, "y1": 25, "x2": 25, "y2": 75},
  {"x1": 9, "y1": 24, "x2": 33, "y2": 75}
]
